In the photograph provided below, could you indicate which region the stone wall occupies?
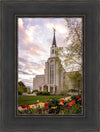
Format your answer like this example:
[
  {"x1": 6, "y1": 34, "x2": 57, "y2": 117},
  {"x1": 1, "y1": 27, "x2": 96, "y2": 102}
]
[{"x1": 33, "y1": 75, "x2": 45, "y2": 90}]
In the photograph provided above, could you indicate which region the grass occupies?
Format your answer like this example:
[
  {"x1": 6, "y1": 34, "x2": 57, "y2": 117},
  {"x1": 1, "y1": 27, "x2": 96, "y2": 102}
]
[{"x1": 18, "y1": 95, "x2": 68, "y2": 106}]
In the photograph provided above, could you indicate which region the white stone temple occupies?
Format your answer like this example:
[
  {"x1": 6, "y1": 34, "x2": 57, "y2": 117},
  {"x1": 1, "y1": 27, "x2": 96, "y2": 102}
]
[{"x1": 33, "y1": 29, "x2": 75, "y2": 94}]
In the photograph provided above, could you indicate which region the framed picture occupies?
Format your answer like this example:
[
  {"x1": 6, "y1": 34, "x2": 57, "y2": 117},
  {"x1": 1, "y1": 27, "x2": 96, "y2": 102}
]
[
  {"x1": 17, "y1": 17, "x2": 84, "y2": 116},
  {"x1": 1, "y1": 0, "x2": 99, "y2": 131}
]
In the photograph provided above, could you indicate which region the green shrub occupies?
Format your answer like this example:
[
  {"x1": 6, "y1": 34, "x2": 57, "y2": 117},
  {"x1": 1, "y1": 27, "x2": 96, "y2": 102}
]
[
  {"x1": 36, "y1": 91, "x2": 50, "y2": 96},
  {"x1": 68, "y1": 89, "x2": 78, "y2": 93},
  {"x1": 59, "y1": 109, "x2": 68, "y2": 114},
  {"x1": 36, "y1": 91, "x2": 42, "y2": 95},
  {"x1": 32, "y1": 90, "x2": 38, "y2": 93},
  {"x1": 27, "y1": 91, "x2": 32, "y2": 94},
  {"x1": 69, "y1": 104, "x2": 82, "y2": 114},
  {"x1": 48, "y1": 98, "x2": 60, "y2": 108},
  {"x1": 42, "y1": 91, "x2": 50, "y2": 95},
  {"x1": 60, "y1": 90, "x2": 68, "y2": 95},
  {"x1": 18, "y1": 91, "x2": 22, "y2": 95}
]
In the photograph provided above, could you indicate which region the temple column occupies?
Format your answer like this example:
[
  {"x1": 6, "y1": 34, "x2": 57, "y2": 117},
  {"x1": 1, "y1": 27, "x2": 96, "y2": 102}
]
[
  {"x1": 48, "y1": 85, "x2": 50, "y2": 92},
  {"x1": 42, "y1": 86, "x2": 44, "y2": 92},
  {"x1": 53, "y1": 86, "x2": 55, "y2": 94}
]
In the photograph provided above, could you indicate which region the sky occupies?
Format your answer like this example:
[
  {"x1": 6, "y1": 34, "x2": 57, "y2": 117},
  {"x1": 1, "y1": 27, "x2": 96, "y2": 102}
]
[{"x1": 18, "y1": 17, "x2": 81, "y2": 90}]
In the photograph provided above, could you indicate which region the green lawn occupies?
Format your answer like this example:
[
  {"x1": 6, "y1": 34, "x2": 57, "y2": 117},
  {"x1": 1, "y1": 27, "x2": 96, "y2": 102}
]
[{"x1": 18, "y1": 95, "x2": 68, "y2": 106}]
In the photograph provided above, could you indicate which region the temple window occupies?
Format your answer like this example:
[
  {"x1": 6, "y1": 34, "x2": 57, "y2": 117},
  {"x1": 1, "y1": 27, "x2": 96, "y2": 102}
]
[
  {"x1": 52, "y1": 49, "x2": 54, "y2": 54},
  {"x1": 50, "y1": 65, "x2": 54, "y2": 84}
]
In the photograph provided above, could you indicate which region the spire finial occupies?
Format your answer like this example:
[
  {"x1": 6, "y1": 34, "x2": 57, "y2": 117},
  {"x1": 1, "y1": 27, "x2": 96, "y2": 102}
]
[
  {"x1": 53, "y1": 28, "x2": 56, "y2": 34},
  {"x1": 52, "y1": 28, "x2": 56, "y2": 47}
]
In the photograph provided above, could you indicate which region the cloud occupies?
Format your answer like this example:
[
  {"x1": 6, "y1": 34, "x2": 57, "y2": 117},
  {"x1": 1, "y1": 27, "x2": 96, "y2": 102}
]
[
  {"x1": 19, "y1": 70, "x2": 33, "y2": 75},
  {"x1": 18, "y1": 18, "x2": 23, "y2": 29},
  {"x1": 18, "y1": 19, "x2": 48, "y2": 60},
  {"x1": 18, "y1": 57, "x2": 45, "y2": 78},
  {"x1": 22, "y1": 24, "x2": 40, "y2": 44}
]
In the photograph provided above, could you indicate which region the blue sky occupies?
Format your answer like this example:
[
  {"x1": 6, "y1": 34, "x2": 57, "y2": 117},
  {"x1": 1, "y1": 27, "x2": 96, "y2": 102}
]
[{"x1": 18, "y1": 18, "x2": 82, "y2": 90}]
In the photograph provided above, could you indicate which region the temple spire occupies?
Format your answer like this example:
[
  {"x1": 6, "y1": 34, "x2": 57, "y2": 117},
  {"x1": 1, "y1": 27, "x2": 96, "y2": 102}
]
[{"x1": 52, "y1": 28, "x2": 56, "y2": 47}]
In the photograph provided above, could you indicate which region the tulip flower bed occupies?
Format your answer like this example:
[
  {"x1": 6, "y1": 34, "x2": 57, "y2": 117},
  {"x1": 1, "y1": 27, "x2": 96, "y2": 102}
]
[{"x1": 18, "y1": 95, "x2": 82, "y2": 115}]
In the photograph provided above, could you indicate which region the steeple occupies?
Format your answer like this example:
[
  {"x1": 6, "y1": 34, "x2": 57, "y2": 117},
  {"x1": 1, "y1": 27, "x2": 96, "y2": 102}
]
[
  {"x1": 52, "y1": 28, "x2": 57, "y2": 47},
  {"x1": 50, "y1": 28, "x2": 57, "y2": 57}
]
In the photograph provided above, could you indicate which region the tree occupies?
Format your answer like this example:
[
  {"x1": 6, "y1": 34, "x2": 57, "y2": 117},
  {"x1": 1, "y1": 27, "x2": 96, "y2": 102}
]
[
  {"x1": 55, "y1": 18, "x2": 82, "y2": 94},
  {"x1": 18, "y1": 81, "x2": 25, "y2": 87},
  {"x1": 68, "y1": 71, "x2": 82, "y2": 95},
  {"x1": 56, "y1": 18, "x2": 82, "y2": 72},
  {"x1": 60, "y1": 81, "x2": 69, "y2": 95},
  {"x1": 18, "y1": 81, "x2": 27, "y2": 94},
  {"x1": 27, "y1": 87, "x2": 32, "y2": 94},
  {"x1": 18, "y1": 84, "x2": 24, "y2": 95}
]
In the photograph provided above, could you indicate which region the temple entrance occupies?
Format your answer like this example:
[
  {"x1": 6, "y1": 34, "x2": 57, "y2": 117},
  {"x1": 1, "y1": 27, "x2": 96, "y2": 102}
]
[
  {"x1": 39, "y1": 87, "x2": 42, "y2": 91},
  {"x1": 50, "y1": 87, "x2": 53, "y2": 93},
  {"x1": 55, "y1": 86, "x2": 57, "y2": 93},
  {"x1": 43, "y1": 85, "x2": 48, "y2": 92}
]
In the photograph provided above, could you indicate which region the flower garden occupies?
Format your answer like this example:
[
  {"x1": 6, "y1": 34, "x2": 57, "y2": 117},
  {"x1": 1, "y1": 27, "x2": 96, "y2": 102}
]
[{"x1": 18, "y1": 95, "x2": 82, "y2": 114}]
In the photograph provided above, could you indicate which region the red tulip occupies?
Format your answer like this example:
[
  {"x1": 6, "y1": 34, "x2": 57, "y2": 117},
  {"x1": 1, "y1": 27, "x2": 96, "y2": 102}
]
[
  {"x1": 68, "y1": 100, "x2": 76, "y2": 107},
  {"x1": 72, "y1": 100, "x2": 75, "y2": 103},
  {"x1": 46, "y1": 106, "x2": 48, "y2": 110},
  {"x1": 76, "y1": 96, "x2": 79, "y2": 98},
  {"x1": 61, "y1": 99, "x2": 65, "y2": 103},
  {"x1": 68, "y1": 103, "x2": 71, "y2": 107},
  {"x1": 35, "y1": 104, "x2": 37, "y2": 107},
  {"x1": 26, "y1": 105, "x2": 29, "y2": 109},
  {"x1": 44, "y1": 102, "x2": 49, "y2": 106},
  {"x1": 21, "y1": 105, "x2": 26, "y2": 108},
  {"x1": 45, "y1": 97, "x2": 47, "y2": 99}
]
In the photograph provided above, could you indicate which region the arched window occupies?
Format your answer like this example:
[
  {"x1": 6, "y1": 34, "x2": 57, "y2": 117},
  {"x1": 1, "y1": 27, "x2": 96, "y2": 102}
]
[
  {"x1": 50, "y1": 59, "x2": 54, "y2": 63},
  {"x1": 50, "y1": 65, "x2": 54, "y2": 84},
  {"x1": 52, "y1": 49, "x2": 54, "y2": 54}
]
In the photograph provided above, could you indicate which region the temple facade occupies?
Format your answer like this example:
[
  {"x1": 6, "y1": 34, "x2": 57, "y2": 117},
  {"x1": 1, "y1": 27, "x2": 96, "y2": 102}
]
[{"x1": 33, "y1": 29, "x2": 74, "y2": 94}]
